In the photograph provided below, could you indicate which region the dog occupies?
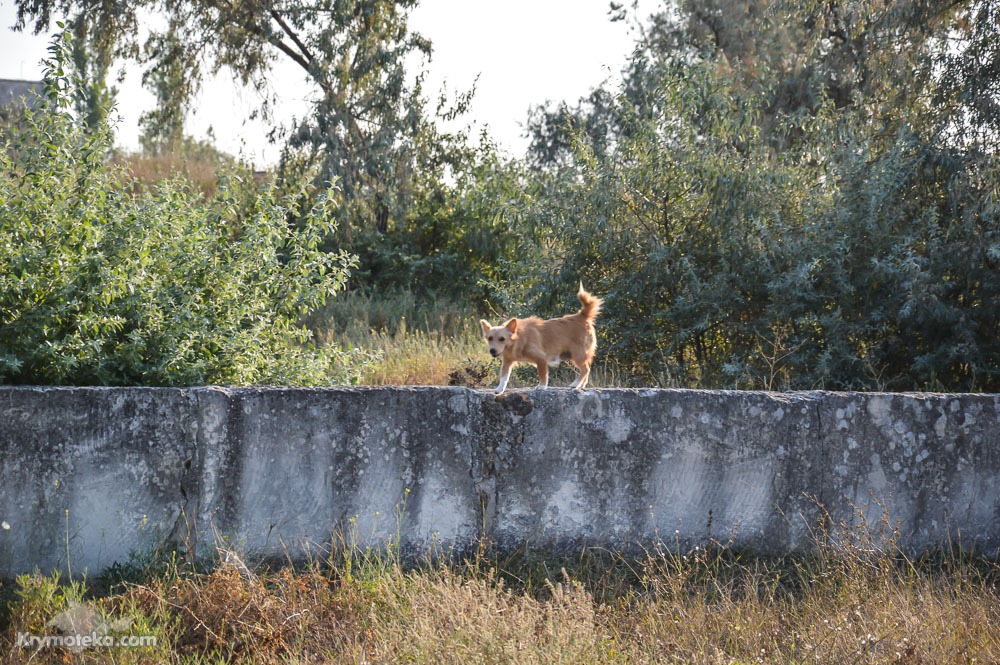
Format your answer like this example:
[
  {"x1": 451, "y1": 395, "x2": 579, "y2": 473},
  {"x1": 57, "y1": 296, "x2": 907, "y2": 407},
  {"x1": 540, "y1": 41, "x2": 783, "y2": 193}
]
[{"x1": 480, "y1": 284, "x2": 603, "y2": 393}]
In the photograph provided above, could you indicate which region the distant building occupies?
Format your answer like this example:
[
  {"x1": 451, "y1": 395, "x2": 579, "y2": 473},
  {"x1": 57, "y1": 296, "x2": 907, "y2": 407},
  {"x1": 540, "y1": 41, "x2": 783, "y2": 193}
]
[{"x1": 0, "y1": 79, "x2": 43, "y2": 111}]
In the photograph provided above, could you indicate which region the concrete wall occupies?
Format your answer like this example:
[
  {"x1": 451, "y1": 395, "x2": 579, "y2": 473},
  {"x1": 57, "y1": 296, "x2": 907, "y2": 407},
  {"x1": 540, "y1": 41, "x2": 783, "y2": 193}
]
[{"x1": 1, "y1": 387, "x2": 998, "y2": 577}]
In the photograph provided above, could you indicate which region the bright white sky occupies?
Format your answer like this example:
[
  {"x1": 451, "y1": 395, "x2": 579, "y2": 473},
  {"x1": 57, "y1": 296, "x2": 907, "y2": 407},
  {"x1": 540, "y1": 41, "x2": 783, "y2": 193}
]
[{"x1": 0, "y1": 0, "x2": 656, "y2": 168}]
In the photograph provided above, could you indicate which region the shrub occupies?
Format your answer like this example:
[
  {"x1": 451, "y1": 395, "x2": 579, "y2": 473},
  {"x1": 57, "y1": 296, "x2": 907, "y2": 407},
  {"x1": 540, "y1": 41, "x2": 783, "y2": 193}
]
[
  {"x1": 0, "y1": 32, "x2": 357, "y2": 386},
  {"x1": 510, "y1": 28, "x2": 1000, "y2": 391}
]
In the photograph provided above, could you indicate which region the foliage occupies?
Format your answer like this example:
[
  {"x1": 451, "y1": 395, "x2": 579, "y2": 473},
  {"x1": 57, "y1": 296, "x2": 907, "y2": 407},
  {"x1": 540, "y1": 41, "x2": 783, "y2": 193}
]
[
  {"x1": 7, "y1": 0, "x2": 1000, "y2": 391},
  {"x1": 344, "y1": 126, "x2": 524, "y2": 306},
  {"x1": 0, "y1": 33, "x2": 357, "y2": 386},
  {"x1": 513, "y1": 0, "x2": 1000, "y2": 391},
  {"x1": 274, "y1": 0, "x2": 431, "y2": 234},
  {"x1": 138, "y1": 25, "x2": 198, "y2": 154},
  {"x1": 66, "y1": 13, "x2": 117, "y2": 133},
  {"x1": 12, "y1": 0, "x2": 511, "y2": 309}
]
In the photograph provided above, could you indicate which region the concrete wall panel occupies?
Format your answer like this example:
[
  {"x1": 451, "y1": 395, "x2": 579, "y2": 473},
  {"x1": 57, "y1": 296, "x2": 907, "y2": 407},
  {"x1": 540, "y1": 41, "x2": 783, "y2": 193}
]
[{"x1": 1, "y1": 386, "x2": 997, "y2": 576}]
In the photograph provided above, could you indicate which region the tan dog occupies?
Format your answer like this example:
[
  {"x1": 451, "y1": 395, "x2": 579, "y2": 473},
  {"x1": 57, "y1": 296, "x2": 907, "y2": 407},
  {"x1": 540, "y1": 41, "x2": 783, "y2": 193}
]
[{"x1": 480, "y1": 284, "x2": 603, "y2": 393}]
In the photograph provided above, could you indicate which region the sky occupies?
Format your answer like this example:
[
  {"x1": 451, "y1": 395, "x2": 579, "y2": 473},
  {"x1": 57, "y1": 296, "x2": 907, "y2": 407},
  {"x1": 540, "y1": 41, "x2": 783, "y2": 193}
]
[{"x1": 0, "y1": 0, "x2": 656, "y2": 169}]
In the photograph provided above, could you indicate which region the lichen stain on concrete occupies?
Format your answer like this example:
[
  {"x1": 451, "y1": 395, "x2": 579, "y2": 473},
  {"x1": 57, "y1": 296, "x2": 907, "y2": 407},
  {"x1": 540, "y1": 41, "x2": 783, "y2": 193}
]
[{"x1": 541, "y1": 478, "x2": 587, "y2": 533}]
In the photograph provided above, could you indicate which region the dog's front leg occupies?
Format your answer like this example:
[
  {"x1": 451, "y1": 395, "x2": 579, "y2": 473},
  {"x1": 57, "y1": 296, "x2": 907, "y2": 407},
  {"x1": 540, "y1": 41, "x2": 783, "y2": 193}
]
[
  {"x1": 534, "y1": 361, "x2": 549, "y2": 389},
  {"x1": 494, "y1": 359, "x2": 514, "y2": 393}
]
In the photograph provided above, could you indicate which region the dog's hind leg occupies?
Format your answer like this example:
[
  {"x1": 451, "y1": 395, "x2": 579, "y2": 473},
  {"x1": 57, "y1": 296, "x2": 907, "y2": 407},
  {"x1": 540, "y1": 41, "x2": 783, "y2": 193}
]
[{"x1": 569, "y1": 359, "x2": 591, "y2": 389}]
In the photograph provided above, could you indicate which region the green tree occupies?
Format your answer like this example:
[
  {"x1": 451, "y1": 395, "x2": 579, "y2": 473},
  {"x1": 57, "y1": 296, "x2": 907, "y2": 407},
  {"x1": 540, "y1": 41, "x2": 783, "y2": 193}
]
[
  {"x1": 138, "y1": 25, "x2": 198, "y2": 154},
  {"x1": 341, "y1": 84, "x2": 524, "y2": 305},
  {"x1": 14, "y1": 0, "x2": 436, "y2": 235},
  {"x1": 67, "y1": 13, "x2": 117, "y2": 132},
  {"x1": 13, "y1": 0, "x2": 510, "y2": 312},
  {"x1": 274, "y1": 0, "x2": 431, "y2": 235}
]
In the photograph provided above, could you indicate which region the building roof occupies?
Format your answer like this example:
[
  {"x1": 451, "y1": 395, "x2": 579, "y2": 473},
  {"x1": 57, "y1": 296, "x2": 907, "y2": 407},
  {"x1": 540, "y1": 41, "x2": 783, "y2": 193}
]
[{"x1": 0, "y1": 79, "x2": 44, "y2": 110}]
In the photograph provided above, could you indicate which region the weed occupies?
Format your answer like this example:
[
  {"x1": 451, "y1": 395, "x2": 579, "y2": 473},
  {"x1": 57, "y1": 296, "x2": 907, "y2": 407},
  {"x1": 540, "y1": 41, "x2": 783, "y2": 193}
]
[{"x1": 2, "y1": 519, "x2": 998, "y2": 664}]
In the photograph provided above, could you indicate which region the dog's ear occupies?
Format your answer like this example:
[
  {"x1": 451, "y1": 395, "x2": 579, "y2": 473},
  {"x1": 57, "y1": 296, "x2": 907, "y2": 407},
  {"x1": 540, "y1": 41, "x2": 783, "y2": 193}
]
[
  {"x1": 480, "y1": 320, "x2": 491, "y2": 335},
  {"x1": 503, "y1": 318, "x2": 518, "y2": 334}
]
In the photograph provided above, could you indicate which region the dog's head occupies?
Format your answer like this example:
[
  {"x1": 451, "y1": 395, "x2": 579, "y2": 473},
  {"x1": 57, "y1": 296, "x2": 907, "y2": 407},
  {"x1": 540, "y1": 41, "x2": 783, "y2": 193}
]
[{"x1": 480, "y1": 319, "x2": 517, "y2": 358}]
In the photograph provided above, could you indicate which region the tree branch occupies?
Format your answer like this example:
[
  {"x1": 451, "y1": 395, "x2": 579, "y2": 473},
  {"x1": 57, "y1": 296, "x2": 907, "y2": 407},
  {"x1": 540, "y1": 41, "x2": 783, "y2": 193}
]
[{"x1": 267, "y1": 7, "x2": 316, "y2": 68}]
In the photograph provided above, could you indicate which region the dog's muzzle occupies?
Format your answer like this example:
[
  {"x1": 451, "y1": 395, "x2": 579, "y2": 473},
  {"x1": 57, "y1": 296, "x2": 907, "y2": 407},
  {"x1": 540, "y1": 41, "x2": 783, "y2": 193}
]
[{"x1": 489, "y1": 349, "x2": 499, "y2": 357}]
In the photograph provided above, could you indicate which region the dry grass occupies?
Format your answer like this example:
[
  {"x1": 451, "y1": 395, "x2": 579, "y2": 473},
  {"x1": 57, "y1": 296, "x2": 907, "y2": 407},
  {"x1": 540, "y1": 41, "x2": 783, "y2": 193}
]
[
  {"x1": 315, "y1": 290, "x2": 496, "y2": 388},
  {"x1": 64, "y1": 134, "x2": 269, "y2": 203},
  {"x1": 328, "y1": 319, "x2": 634, "y2": 391},
  {"x1": 116, "y1": 148, "x2": 230, "y2": 196},
  {"x1": 344, "y1": 323, "x2": 490, "y2": 387},
  {"x1": 2, "y1": 527, "x2": 998, "y2": 664}
]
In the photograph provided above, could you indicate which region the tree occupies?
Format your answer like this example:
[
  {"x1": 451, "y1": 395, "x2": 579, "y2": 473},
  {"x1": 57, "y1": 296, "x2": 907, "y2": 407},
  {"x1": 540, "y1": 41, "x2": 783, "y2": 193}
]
[
  {"x1": 67, "y1": 13, "x2": 117, "y2": 132},
  {"x1": 138, "y1": 24, "x2": 198, "y2": 154},
  {"x1": 529, "y1": 0, "x2": 968, "y2": 165},
  {"x1": 13, "y1": 0, "x2": 434, "y2": 234}
]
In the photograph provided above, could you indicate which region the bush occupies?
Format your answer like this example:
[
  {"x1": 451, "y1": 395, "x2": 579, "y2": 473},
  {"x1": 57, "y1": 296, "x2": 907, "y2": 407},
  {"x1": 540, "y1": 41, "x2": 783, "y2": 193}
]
[
  {"x1": 0, "y1": 32, "x2": 357, "y2": 386},
  {"x1": 510, "y1": 27, "x2": 1000, "y2": 391}
]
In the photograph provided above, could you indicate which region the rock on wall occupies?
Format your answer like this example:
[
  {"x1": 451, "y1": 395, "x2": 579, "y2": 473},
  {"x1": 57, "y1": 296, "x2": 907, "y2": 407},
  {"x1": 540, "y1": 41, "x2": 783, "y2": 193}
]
[{"x1": 1, "y1": 387, "x2": 998, "y2": 576}]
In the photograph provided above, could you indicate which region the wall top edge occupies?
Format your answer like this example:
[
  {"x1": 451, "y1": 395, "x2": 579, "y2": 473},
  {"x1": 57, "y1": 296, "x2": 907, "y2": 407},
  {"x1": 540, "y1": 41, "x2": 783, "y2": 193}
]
[{"x1": 0, "y1": 385, "x2": 996, "y2": 399}]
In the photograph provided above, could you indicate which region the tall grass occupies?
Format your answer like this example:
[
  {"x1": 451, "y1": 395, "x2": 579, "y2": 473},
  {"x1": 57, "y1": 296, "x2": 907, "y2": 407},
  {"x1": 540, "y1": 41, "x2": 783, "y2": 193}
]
[
  {"x1": 314, "y1": 290, "x2": 493, "y2": 387},
  {"x1": 112, "y1": 151, "x2": 236, "y2": 198},
  {"x1": 2, "y1": 518, "x2": 998, "y2": 664}
]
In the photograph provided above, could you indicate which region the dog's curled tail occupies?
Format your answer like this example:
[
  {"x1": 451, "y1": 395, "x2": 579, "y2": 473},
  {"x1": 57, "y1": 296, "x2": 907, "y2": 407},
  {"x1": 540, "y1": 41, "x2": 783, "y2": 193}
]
[{"x1": 577, "y1": 282, "x2": 603, "y2": 322}]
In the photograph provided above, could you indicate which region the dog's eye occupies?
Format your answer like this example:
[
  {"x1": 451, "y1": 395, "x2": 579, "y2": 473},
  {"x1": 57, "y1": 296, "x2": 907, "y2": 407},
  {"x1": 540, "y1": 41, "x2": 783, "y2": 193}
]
[
  {"x1": 487, "y1": 336, "x2": 493, "y2": 341},
  {"x1": 498, "y1": 337, "x2": 505, "y2": 342}
]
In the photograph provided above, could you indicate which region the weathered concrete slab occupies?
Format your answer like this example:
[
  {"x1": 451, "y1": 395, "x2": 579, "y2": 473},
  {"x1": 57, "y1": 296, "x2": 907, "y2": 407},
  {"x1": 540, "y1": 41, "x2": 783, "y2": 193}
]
[
  {"x1": 474, "y1": 390, "x2": 1000, "y2": 555},
  {"x1": 475, "y1": 390, "x2": 829, "y2": 551},
  {"x1": 816, "y1": 392, "x2": 1000, "y2": 551},
  {"x1": 0, "y1": 387, "x2": 197, "y2": 577},
  {"x1": 1, "y1": 387, "x2": 998, "y2": 577},
  {"x1": 191, "y1": 387, "x2": 478, "y2": 558}
]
